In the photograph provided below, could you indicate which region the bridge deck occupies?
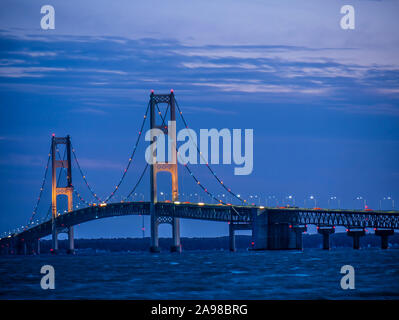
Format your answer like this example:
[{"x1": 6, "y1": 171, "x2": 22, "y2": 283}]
[{"x1": 1, "y1": 202, "x2": 398, "y2": 245}]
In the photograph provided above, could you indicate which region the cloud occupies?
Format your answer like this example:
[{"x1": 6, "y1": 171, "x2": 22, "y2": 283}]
[
  {"x1": 0, "y1": 66, "x2": 66, "y2": 78},
  {"x1": 0, "y1": 30, "x2": 398, "y2": 117},
  {"x1": 190, "y1": 81, "x2": 331, "y2": 95},
  {"x1": 76, "y1": 158, "x2": 124, "y2": 170},
  {"x1": 183, "y1": 106, "x2": 237, "y2": 115},
  {"x1": 71, "y1": 107, "x2": 108, "y2": 115},
  {"x1": 8, "y1": 51, "x2": 58, "y2": 57},
  {"x1": 328, "y1": 103, "x2": 399, "y2": 116},
  {"x1": 0, "y1": 154, "x2": 47, "y2": 167},
  {"x1": 376, "y1": 88, "x2": 399, "y2": 95}
]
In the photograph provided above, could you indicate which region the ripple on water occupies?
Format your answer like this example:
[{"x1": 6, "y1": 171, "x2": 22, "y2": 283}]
[
  {"x1": 230, "y1": 270, "x2": 249, "y2": 274},
  {"x1": 1, "y1": 248, "x2": 398, "y2": 299}
]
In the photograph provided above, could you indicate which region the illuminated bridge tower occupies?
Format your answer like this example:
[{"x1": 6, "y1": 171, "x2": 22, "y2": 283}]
[
  {"x1": 149, "y1": 91, "x2": 181, "y2": 253},
  {"x1": 51, "y1": 135, "x2": 74, "y2": 254}
]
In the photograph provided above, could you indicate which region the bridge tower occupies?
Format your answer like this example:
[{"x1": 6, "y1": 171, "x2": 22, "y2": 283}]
[
  {"x1": 149, "y1": 91, "x2": 181, "y2": 253},
  {"x1": 51, "y1": 135, "x2": 74, "y2": 254}
]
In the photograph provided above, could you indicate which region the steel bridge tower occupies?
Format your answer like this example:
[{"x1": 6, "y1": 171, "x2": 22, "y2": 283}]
[
  {"x1": 149, "y1": 91, "x2": 181, "y2": 253},
  {"x1": 51, "y1": 135, "x2": 74, "y2": 254}
]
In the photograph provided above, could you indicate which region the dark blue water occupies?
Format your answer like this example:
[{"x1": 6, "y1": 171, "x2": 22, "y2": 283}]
[{"x1": 1, "y1": 248, "x2": 398, "y2": 299}]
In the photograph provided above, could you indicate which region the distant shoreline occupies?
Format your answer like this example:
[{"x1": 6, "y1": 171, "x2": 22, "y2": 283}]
[{"x1": 35, "y1": 233, "x2": 399, "y2": 253}]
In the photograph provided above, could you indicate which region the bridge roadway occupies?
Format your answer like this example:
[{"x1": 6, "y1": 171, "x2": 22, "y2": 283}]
[{"x1": 1, "y1": 202, "x2": 398, "y2": 247}]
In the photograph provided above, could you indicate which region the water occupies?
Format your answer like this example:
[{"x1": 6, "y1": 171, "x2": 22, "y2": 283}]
[{"x1": 1, "y1": 248, "x2": 398, "y2": 299}]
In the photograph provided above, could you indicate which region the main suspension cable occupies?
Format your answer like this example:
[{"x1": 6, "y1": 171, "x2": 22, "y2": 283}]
[
  {"x1": 155, "y1": 103, "x2": 227, "y2": 205},
  {"x1": 175, "y1": 98, "x2": 247, "y2": 205},
  {"x1": 103, "y1": 101, "x2": 150, "y2": 203},
  {"x1": 26, "y1": 145, "x2": 52, "y2": 228},
  {"x1": 71, "y1": 143, "x2": 102, "y2": 203}
]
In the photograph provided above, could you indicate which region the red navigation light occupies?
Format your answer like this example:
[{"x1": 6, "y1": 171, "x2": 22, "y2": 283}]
[
  {"x1": 289, "y1": 225, "x2": 292, "y2": 228},
  {"x1": 374, "y1": 228, "x2": 376, "y2": 231},
  {"x1": 52, "y1": 133, "x2": 55, "y2": 137},
  {"x1": 151, "y1": 89, "x2": 154, "y2": 93},
  {"x1": 333, "y1": 226, "x2": 336, "y2": 229},
  {"x1": 346, "y1": 229, "x2": 349, "y2": 232},
  {"x1": 170, "y1": 89, "x2": 174, "y2": 93},
  {"x1": 251, "y1": 241, "x2": 255, "y2": 246}
]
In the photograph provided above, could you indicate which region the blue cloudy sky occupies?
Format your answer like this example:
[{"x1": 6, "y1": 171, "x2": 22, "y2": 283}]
[{"x1": 0, "y1": 0, "x2": 398, "y2": 238}]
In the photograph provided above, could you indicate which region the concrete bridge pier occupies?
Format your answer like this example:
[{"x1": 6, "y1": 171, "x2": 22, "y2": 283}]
[
  {"x1": 17, "y1": 240, "x2": 27, "y2": 255},
  {"x1": 375, "y1": 229, "x2": 394, "y2": 249},
  {"x1": 8, "y1": 240, "x2": 16, "y2": 255},
  {"x1": 317, "y1": 227, "x2": 335, "y2": 250},
  {"x1": 170, "y1": 218, "x2": 181, "y2": 253},
  {"x1": 51, "y1": 226, "x2": 58, "y2": 254},
  {"x1": 268, "y1": 223, "x2": 298, "y2": 250},
  {"x1": 35, "y1": 238, "x2": 41, "y2": 255},
  {"x1": 67, "y1": 227, "x2": 75, "y2": 254},
  {"x1": 229, "y1": 223, "x2": 236, "y2": 252},
  {"x1": 21, "y1": 240, "x2": 27, "y2": 255},
  {"x1": 150, "y1": 210, "x2": 160, "y2": 253},
  {"x1": 26, "y1": 241, "x2": 33, "y2": 255},
  {"x1": 292, "y1": 225, "x2": 307, "y2": 250},
  {"x1": 229, "y1": 222, "x2": 252, "y2": 251},
  {"x1": 347, "y1": 229, "x2": 365, "y2": 249},
  {"x1": 252, "y1": 208, "x2": 268, "y2": 250}
]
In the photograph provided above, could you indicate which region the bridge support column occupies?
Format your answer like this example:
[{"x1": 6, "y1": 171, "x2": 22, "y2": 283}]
[
  {"x1": 27, "y1": 241, "x2": 34, "y2": 255},
  {"x1": 347, "y1": 229, "x2": 365, "y2": 250},
  {"x1": 170, "y1": 218, "x2": 181, "y2": 253},
  {"x1": 149, "y1": 91, "x2": 181, "y2": 254},
  {"x1": 229, "y1": 223, "x2": 236, "y2": 252},
  {"x1": 67, "y1": 227, "x2": 75, "y2": 254},
  {"x1": 21, "y1": 241, "x2": 27, "y2": 255},
  {"x1": 268, "y1": 223, "x2": 298, "y2": 250},
  {"x1": 292, "y1": 225, "x2": 307, "y2": 250},
  {"x1": 318, "y1": 227, "x2": 335, "y2": 250},
  {"x1": 51, "y1": 226, "x2": 58, "y2": 254},
  {"x1": 252, "y1": 208, "x2": 268, "y2": 250},
  {"x1": 375, "y1": 229, "x2": 394, "y2": 249},
  {"x1": 36, "y1": 238, "x2": 41, "y2": 255},
  {"x1": 150, "y1": 210, "x2": 160, "y2": 253}
]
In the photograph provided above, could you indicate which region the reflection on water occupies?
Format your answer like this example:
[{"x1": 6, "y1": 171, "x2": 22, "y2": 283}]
[{"x1": 0, "y1": 248, "x2": 398, "y2": 299}]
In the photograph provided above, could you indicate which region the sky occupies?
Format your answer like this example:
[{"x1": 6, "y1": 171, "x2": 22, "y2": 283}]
[{"x1": 0, "y1": 0, "x2": 398, "y2": 238}]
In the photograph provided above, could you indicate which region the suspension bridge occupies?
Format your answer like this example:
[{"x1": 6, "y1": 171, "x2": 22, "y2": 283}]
[{"x1": 1, "y1": 91, "x2": 398, "y2": 255}]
